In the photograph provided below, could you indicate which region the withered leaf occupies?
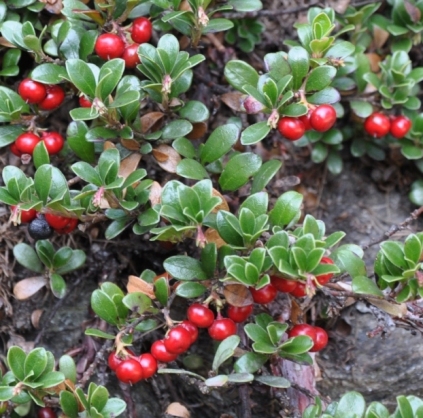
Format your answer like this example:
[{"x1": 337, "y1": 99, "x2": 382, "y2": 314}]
[
  {"x1": 204, "y1": 228, "x2": 226, "y2": 248},
  {"x1": 221, "y1": 92, "x2": 246, "y2": 112},
  {"x1": 211, "y1": 189, "x2": 229, "y2": 213},
  {"x1": 149, "y1": 181, "x2": 162, "y2": 206},
  {"x1": 141, "y1": 112, "x2": 165, "y2": 133},
  {"x1": 223, "y1": 284, "x2": 253, "y2": 307},
  {"x1": 186, "y1": 122, "x2": 207, "y2": 140},
  {"x1": 127, "y1": 275, "x2": 156, "y2": 299},
  {"x1": 14, "y1": 276, "x2": 48, "y2": 300},
  {"x1": 153, "y1": 145, "x2": 181, "y2": 173},
  {"x1": 165, "y1": 402, "x2": 190, "y2": 418}
]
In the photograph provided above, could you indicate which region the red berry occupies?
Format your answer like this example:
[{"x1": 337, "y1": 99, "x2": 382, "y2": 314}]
[
  {"x1": 10, "y1": 142, "x2": 23, "y2": 157},
  {"x1": 38, "y1": 84, "x2": 65, "y2": 110},
  {"x1": 316, "y1": 257, "x2": 335, "y2": 285},
  {"x1": 250, "y1": 283, "x2": 277, "y2": 304},
  {"x1": 138, "y1": 353, "x2": 158, "y2": 379},
  {"x1": 79, "y1": 96, "x2": 92, "y2": 108},
  {"x1": 122, "y1": 43, "x2": 140, "y2": 69},
  {"x1": 187, "y1": 303, "x2": 215, "y2": 328},
  {"x1": 38, "y1": 407, "x2": 57, "y2": 418},
  {"x1": 115, "y1": 358, "x2": 144, "y2": 384},
  {"x1": 180, "y1": 320, "x2": 198, "y2": 344},
  {"x1": 309, "y1": 104, "x2": 337, "y2": 132},
  {"x1": 45, "y1": 213, "x2": 70, "y2": 230},
  {"x1": 18, "y1": 78, "x2": 47, "y2": 104},
  {"x1": 288, "y1": 324, "x2": 316, "y2": 342},
  {"x1": 277, "y1": 117, "x2": 305, "y2": 141},
  {"x1": 164, "y1": 326, "x2": 191, "y2": 354},
  {"x1": 299, "y1": 112, "x2": 312, "y2": 131},
  {"x1": 108, "y1": 349, "x2": 135, "y2": 371},
  {"x1": 208, "y1": 317, "x2": 237, "y2": 341},
  {"x1": 11, "y1": 205, "x2": 37, "y2": 223},
  {"x1": 290, "y1": 281, "x2": 307, "y2": 298},
  {"x1": 95, "y1": 33, "x2": 125, "y2": 60},
  {"x1": 151, "y1": 339, "x2": 178, "y2": 363},
  {"x1": 227, "y1": 304, "x2": 253, "y2": 323},
  {"x1": 364, "y1": 112, "x2": 390, "y2": 138},
  {"x1": 131, "y1": 17, "x2": 153, "y2": 44},
  {"x1": 270, "y1": 276, "x2": 298, "y2": 293},
  {"x1": 15, "y1": 132, "x2": 41, "y2": 155},
  {"x1": 55, "y1": 218, "x2": 78, "y2": 234},
  {"x1": 390, "y1": 115, "x2": 412, "y2": 139},
  {"x1": 310, "y1": 326, "x2": 328, "y2": 352},
  {"x1": 41, "y1": 131, "x2": 65, "y2": 155}
]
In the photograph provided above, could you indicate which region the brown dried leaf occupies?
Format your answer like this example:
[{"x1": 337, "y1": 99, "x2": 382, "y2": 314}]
[
  {"x1": 165, "y1": 402, "x2": 190, "y2": 418},
  {"x1": 40, "y1": 0, "x2": 63, "y2": 14},
  {"x1": 73, "y1": 9, "x2": 105, "y2": 25},
  {"x1": 121, "y1": 138, "x2": 140, "y2": 151},
  {"x1": 127, "y1": 275, "x2": 156, "y2": 299},
  {"x1": 0, "y1": 38, "x2": 18, "y2": 48},
  {"x1": 103, "y1": 141, "x2": 115, "y2": 150},
  {"x1": 31, "y1": 309, "x2": 44, "y2": 329},
  {"x1": 13, "y1": 276, "x2": 47, "y2": 300},
  {"x1": 332, "y1": 0, "x2": 350, "y2": 14},
  {"x1": 149, "y1": 181, "x2": 162, "y2": 206},
  {"x1": 179, "y1": 0, "x2": 192, "y2": 11},
  {"x1": 186, "y1": 122, "x2": 207, "y2": 140},
  {"x1": 141, "y1": 112, "x2": 165, "y2": 133},
  {"x1": 7, "y1": 334, "x2": 34, "y2": 353},
  {"x1": 223, "y1": 284, "x2": 253, "y2": 307},
  {"x1": 204, "y1": 228, "x2": 226, "y2": 248},
  {"x1": 221, "y1": 92, "x2": 246, "y2": 112},
  {"x1": 118, "y1": 153, "x2": 141, "y2": 179},
  {"x1": 372, "y1": 26, "x2": 390, "y2": 49},
  {"x1": 369, "y1": 299, "x2": 407, "y2": 318},
  {"x1": 153, "y1": 145, "x2": 181, "y2": 173},
  {"x1": 366, "y1": 52, "x2": 382, "y2": 73},
  {"x1": 211, "y1": 189, "x2": 229, "y2": 213},
  {"x1": 405, "y1": 0, "x2": 421, "y2": 22}
]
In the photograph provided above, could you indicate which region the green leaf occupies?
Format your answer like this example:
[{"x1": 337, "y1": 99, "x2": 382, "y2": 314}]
[
  {"x1": 33, "y1": 141, "x2": 50, "y2": 169},
  {"x1": 219, "y1": 152, "x2": 262, "y2": 191},
  {"x1": 212, "y1": 335, "x2": 240, "y2": 372},
  {"x1": 84, "y1": 328, "x2": 116, "y2": 339},
  {"x1": 308, "y1": 87, "x2": 340, "y2": 105},
  {"x1": 251, "y1": 159, "x2": 282, "y2": 193},
  {"x1": 350, "y1": 100, "x2": 373, "y2": 118},
  {"x1": 154, "y1": 276, "x2": 169, "y2": 306},
  {"x1": 205, "y1": 375, "x2": 229, "y2": 387},
  {"x1": 65, "y1": 59, "x2": 96, "y2": 97},
  {"x1": 255, "y1": 375, "x2": 290, "y2": 388},
  {"x1": 305, "y1": 66, "x2": 336, "y2": 92},
  {"x1": 234, "y1": 352, "x2": 268, "y2": 374},
  {"x1": 175, "y1": 282, "x2": 207, "y2": 298},
  {"x1": 59, "y1": 355, "x2": 77, "y2": 384},
  {"x1": 269, "y1": 191, "x2": 303, "y2": 228},
  {"x1": 352, "y1": 276, "x2": 383, "y2": 297},
  {"x1": 240, "y1": 122, "x2": 271, "y2": 145},
  {"x1": 164, "y1": 256, "x2": 207, "y2": 280},
  {"x1": 244, "y1": 323, "x2": 273, "y2": 345},
  {"x1": 380, "y1": 241, "x2": 407, "y2": 269},
  {"x1": 0, "y1": 387, "x2": 14, "y2": 402},
  {"x1": 335, "y1": 391, "x2": 366, "y2": 418},
  {"x1": 288, "y1": 47, "x2": 309, "y2": 90},
  {"x1": 91, "y1": 290, "x2": 120, "y2": 325},
  {"x1": 38, "y1": 371, "x2": 65, "y2": 388},
  {"x1": 228, "y1": 0, "x2": 262, "y2": 12},
  {"x1": 0, "y1": 125, "x2": 25, "y2": 147},
  {"x1": 49, "y1": 273, "x2": 67, "y2": 299},
  {"x1": 122, "y1": 292, "x2": 152, "y2": 313},
  {"x1": 90, "y1": 385, "x2": 109, "y2": 413},
  {"x1": 179, "y1": 100, "x2": 210, "y2": 122},
  {"x1": 24, "y1": 348, "x2": 47, "y2": 380},
  {"x1": 60, "y1": 391, "x2": 79, "y2": 418},
  {"x1": 216, "y1": 211, "x2": 244, "y2": 247},
  {"x1": 200, "y1": 124, "x2": 240, "y2": 164},
  {"x1": 67, "y1": 121, "x2": 95, "y2": 163},
  {"x1": 176, "y1": 159, "x2": 208, "y2": 180},
  {"x1": 325, "y1": 41, "x2": 355, "y2": 59},
  {"x1": 97, "y1": 59, "x2": 125, "y2": 101},
  {"x1": 13, "y1": 243, "x2": 43, "y2": 273},
  {"x1": 280, "y1": 335, "x2": 313, "y2": 354},
  {"x1": 7, "y1": 346, "x2": 26, "y2": 381},
  {"x1": 224, "y1": 60, "x2": 259, "y2": 93},
  {"x1": 161, "y1": 119, "x2": 192, "y2": 140},
  {"x1": 31, "y1": 64, "x2": 67, "y2": 84}
]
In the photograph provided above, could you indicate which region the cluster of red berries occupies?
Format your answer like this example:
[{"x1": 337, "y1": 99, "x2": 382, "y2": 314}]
[
  {"x1": 38, "y1": 407, "x2": 57, "y2": 418},
  {"x1": 364, "y1": 113, "x2": 412, "y2": 139},
  {"x1": 287, "y1": 323, "x2": 328, "y2": 352},
  {"x1": 18, "y1": 78, "x2": 65, "y2": 110},
  {"x1": 250, "y1": 257, "x2": 335, "y2": 302},
  {"x1": 10, "y1": 131, "x2": 64, "y2": 157},
  {"x1": 94, "y1": 17, "x2": 152, "y2": 69},
  {"x1": 278, "y1": 104, "x2": 337, "y2": 141}
]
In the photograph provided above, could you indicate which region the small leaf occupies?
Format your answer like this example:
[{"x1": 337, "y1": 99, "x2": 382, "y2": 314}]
[
  {"x1": 205, "y1": 375, "x2": 229, "y2": 387},
  {"x1": 255, "y1": 375, "x2": 290, "y2": 388},
  {"x1": 50, "y1": 273, "x2": 67, "y2": 299},
  {"x1": 224, "y1": 60, "x2": 259, "y2": 93},
  {"x1": 164, "y1": 256, "x2": 207, "y2": 280},
  {"x1": 200, "y1": 124, "x2": 240, "y2": 164},
  {"x1": 13, "y1": 243, "x2": 43, "y2": 273},
  {"x1": 59, "y1": 355, "x2": 77, "y2": 384},
  {"x1": 219, "y1": 153, "x2": 262, "y2": 191},
  {"x1": 212, "y1": 335, "x2": 240, "y2": 372},
  {"x1": 269, "y1": 191, "x2": 303, "y2": 228},
  {"x1": 240, "y1": 122, "x2": 271, "y2": 145},
  {"x1": 91, "y1": 290, "x2": 120, "y2": 325},
  {"x1": 175, "y1": 282, "x2": 207, "y2": 298},
  {"x1": 7, "y1": 346, "x2": 26, "y2": 381},
  {"x1": 352, "y1": 276, "x2": 383, "y2": 297}
]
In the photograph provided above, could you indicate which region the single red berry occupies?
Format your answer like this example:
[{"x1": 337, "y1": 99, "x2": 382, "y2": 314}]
[
  {"x1": 79, "y1": 96, "x2": 92, "y2": 108},
  {"x1": 18, "y1": 78, "x2": 47, "y2": 104},
  {"x1": 115, "y1": 358, "x2": 144, "y2": 384},
  {"x1": 270, "y1": 275, "x2": 298, "y2": 293},
  {"x1": 180, "y1": 320, "x2": 198, "y2": 344},
  {"x1": 277, "y1": 117, "x2": 305, "y2": 141},
  {"x1": 316, "y1": 257, "x2": 335, "y2": 285},
  {"x1": 164, "y1": 325, "x2": 191, "y2": 354},
  {"x1": 208, "y1": 316, "x2": 237, "y2": 341},
  {"x1": 187, "y1": 303, "x2": 215, "y2": 328},
  {"x1": 151, "y1": 339, "x2": 178, "y2": 363},
  {"x1": 45, "y1": 213, "x2": 71, "y2": 230},
  {"x1": 390, "y1": 115, "x2": 412, "y2": 139},
  {"x1": 108, "y1": 349, "x2": 135, "y2": 371},
  {"x1": 299, "y1": 112, "x2": 312, "y2": 131},
  {"x1": 38, "y1": 407, "x2": 57, "y2": 418},
  {"x1": 288, "y1": 324, "x2": 317, "y2": 342},
  {"x1": 310, "y1": 326, "x2": 328, "y2": 352},
  {"x1": 15, "y1": 132, "x2": 41, "y2": 155},
  {"x1": 131, "y1": 17, "x2": 153, "y2": 44},
  {"x1": 138, "y1": 353, "x2": 158, "y2": 379},
  {"x1": 38, "y1": 84, "x2": 65, "y2": 110},
  {"x1": 122, "y1": 43, "x2": 140, "y2": 69},
  {"x1": 290, "y1": 281, "x2": 307, "y2": 298},
  {"x1": 11, "y1": 205, "x2": 37, "y2": 223},
  {"x1": 309, "y1": 104, "x2": 337, "y2": 132},
  {"x1": 250, "y1": 283, "x2": 277, "y2": 304},
  {"x1": 227, "y1": 304, "x2": 253, "y2": 323},
  {"x1": 55, "y1": 218, "x2": 78, "y2": 234},
  {"x1": 41, "y1": 131, "x2": 65, "y2": 155},
  {"x1": 10, "y1": 142, "x2": 23, "y2": 157},
  {"x1": 364, "y1": 112, "x2": 390, "y2": 138},
  {"x1": 95, "y1": 33, "x2": 125, "y2": 60}
]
